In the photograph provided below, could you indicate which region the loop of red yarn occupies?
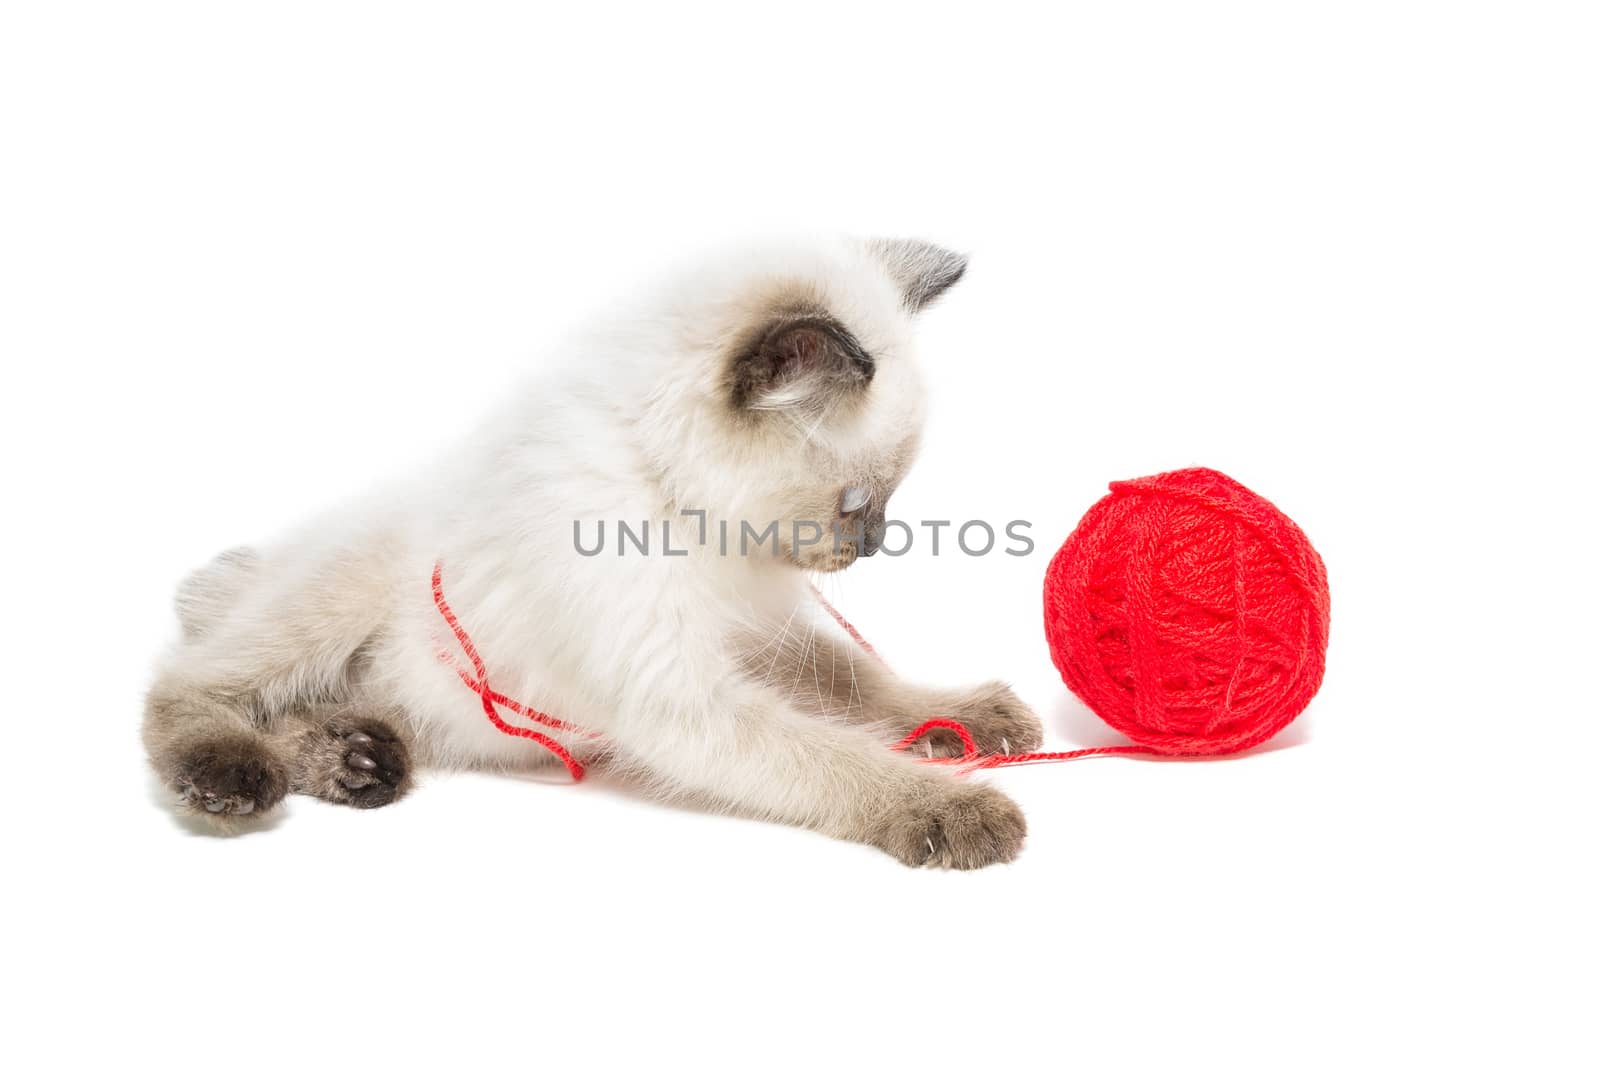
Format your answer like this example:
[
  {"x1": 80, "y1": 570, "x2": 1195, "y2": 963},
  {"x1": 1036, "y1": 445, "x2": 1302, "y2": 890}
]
[{"x1": 1043, "y1": 468, "x2": 1330, "y2": 756}]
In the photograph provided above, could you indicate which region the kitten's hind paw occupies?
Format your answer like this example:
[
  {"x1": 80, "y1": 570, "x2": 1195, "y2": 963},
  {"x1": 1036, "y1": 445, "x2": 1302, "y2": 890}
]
[
  {"x1": 174, "y1": 735, "x2": 290, "y2": 825},
  {"x1": 295, "y1": 716, "x2": 411, "y2": 809}
]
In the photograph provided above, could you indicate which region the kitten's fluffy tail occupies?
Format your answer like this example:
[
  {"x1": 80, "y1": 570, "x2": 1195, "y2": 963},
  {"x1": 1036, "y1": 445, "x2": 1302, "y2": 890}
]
[{"x1": 174, "y1": 546, "x2": 260, "y2": 640}]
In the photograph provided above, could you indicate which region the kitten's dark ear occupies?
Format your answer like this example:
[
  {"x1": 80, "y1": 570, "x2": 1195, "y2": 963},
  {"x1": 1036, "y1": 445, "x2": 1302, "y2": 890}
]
[
  {"x1": 730, "y1": 314, "x2": 873, "y2": 412},
  {"x1": 867, "y1": 238, "x2": 969, "y2": 312}
]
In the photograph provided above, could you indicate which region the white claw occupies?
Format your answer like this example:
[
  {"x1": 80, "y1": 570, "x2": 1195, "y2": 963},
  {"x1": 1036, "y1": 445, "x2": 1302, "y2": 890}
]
[
  {"x1": 924, "y1": 739, "x2": 934, "y2": 759},
  {"x1": 1001, "y1": 737, "x2": 1010, "y2": 756},
  {"x1": 926, "y1": 836, "x2": 935, "y2": 857}
]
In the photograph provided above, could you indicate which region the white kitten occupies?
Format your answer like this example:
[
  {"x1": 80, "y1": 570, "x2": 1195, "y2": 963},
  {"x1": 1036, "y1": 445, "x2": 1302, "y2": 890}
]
[{"x1": 144, "y1": 236, "x2": 1042, "y2": 868}]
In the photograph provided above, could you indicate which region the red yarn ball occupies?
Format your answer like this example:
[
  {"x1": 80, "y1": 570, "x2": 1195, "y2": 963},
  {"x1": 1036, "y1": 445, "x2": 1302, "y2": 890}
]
[{"x1": 1043, "y1": 468, "x2": 1330, "y2": 756}]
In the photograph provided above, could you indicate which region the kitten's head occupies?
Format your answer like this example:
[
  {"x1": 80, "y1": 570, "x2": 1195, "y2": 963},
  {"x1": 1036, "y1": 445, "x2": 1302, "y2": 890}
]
[{"x1": 644, "y1": 236, "x2": 967, "y2": 572}]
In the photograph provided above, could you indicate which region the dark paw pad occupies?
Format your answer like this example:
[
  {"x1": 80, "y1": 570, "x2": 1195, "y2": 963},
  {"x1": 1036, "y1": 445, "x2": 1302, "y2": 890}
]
[
  {"x1": 175, "y1": 736, "x2": 290, "y2": 820},
  {"x1": 301, "y1": 717, "x2": 410, "y2": 809}
]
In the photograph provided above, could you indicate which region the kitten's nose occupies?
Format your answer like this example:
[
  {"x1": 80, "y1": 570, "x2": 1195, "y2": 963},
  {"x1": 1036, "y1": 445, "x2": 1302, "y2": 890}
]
[{"x1": 860, "y1": 512, "x2": 886, "y2": 556}]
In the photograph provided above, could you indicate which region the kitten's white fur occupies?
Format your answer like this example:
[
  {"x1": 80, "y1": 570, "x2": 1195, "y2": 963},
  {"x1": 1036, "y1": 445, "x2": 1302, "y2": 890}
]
[{"x1": 146, "y1": 236, "x2": 1037, "y2": 867}]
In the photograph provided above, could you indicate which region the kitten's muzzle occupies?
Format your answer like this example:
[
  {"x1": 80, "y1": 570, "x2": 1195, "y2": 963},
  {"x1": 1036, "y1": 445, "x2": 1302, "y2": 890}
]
[{"x1": 837, "y1": 485, "x2": 888, "y2": 559}]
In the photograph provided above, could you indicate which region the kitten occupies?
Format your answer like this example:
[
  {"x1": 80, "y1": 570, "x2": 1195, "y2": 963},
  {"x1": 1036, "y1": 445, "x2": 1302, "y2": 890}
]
[{"x1": 143, "y1": 236, "x2": 1043, "y2": 868}]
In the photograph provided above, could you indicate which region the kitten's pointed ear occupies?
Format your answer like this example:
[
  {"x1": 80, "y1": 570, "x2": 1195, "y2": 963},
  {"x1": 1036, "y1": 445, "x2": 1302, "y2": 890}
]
[
  {"x1": 867, "y1": 238, "x2": 969, "y2": 312},
  {"x1": 730, "y1": 314, "x2": 873, "y2": 412}
]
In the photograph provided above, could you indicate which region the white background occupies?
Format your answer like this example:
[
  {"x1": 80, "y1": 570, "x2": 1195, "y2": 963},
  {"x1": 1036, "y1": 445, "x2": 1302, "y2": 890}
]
[{"x1": 3, "y1": 2, "x2": 1596, "y2": 1064}]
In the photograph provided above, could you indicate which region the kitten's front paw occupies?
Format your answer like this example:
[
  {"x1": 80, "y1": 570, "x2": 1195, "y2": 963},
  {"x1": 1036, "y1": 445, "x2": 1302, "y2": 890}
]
[
  {"x1": 869, "y1": 781, "x2": 1027, "y2": 870},
  {"x1": 174, "y1": 735, "x2": 289, "y2": 823},
  {"x1": 902, "y1": 682, "x2": 1043, "y2": 759},
  {"x1": 295, "y1": 716, "x2": 411, "y2": 809}
]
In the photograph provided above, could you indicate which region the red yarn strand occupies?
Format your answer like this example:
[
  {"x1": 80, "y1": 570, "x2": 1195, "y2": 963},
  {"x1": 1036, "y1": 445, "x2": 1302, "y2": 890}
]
[
  {"x1": 431, "y1": 562, "x2": 587, "y2": 782},
  {"x1": 884, "y1": 697, "x2": 1159, "y2": 773},
  {"x1": 436, "y1": 654, "x2": 602, "y2": 740},
  {"x1": 811, "y1": 586, "x2": 881, "y2": 661}
]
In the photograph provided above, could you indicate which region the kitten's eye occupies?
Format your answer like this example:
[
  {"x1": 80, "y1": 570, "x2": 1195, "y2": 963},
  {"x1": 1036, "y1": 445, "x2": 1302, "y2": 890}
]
[{"x1": 840, "y1": 486, "x2": 870, "y2": 514}]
